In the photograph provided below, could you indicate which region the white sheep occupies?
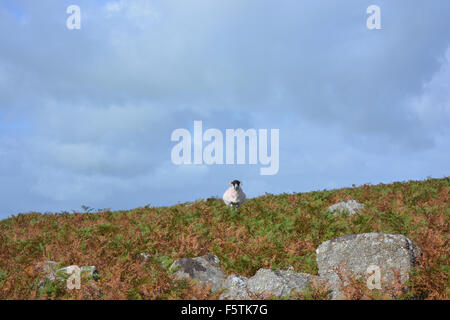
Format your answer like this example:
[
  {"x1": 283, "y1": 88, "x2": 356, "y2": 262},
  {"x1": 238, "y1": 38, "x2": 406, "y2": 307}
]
[{"x1": 223, "y1": 180, "x2": 246, "y2": 209}]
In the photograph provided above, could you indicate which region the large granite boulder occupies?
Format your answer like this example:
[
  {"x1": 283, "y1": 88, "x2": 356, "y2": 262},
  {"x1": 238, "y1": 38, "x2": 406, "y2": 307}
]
[
  {"x1": 220, "y1": 267, "x2": 314, "y2": 299},
  {"x1": 170, "y1": 254, "x2": 225, "y2": 292},
  {"x1": 316, "y1": 233, "x2": 422, "y2": 299},
  {"x1": 328, "y1": 200, "x2": 364, "y2": 217}
]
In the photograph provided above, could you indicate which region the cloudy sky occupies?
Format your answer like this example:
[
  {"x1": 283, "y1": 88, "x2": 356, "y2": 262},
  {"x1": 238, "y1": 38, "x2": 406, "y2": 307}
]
[{"x1": 0, "y1": 0, "x2": 449, "y2": 219}]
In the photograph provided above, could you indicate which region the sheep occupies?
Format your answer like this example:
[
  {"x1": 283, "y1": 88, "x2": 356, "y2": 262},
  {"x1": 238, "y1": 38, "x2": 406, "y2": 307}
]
[{"x1": 223, "y1": 180, "x2": 246, "y2": 209}]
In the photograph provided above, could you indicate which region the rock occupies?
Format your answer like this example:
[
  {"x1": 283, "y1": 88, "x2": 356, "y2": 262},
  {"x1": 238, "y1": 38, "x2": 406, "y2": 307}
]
[
  {"x1": 38, "y1": 265, "x2": 99, "y2": 289},
  {"x1": 219, "y1": 268, "x2": 314, "y2": 300},
  {"x1": 170, "y1": 254, "x2": 225, "y2": 292},
  {"x1": 140, "y1": 253, "x2": 151, "y2": 262},
  {"x1": 34, "y1": 261, "x2": 59, "y2": 274},
  {"x1": 328, "y1": 200, "x2": 364, "y2": 217},
  {"x1": 246, "y1": 269, "x2": 313, "y2": 298},
  {"x1": 80, "y1": 266, "x2": 99, "y2": 280},
  {"x1": 316, "y1": 233, "x2": 422, "y2": 299},
  {"x1": 219, "y1": 275, "x2": 250, "y2": 300},
  {"x1": 53, "y1": 265, "x2": 98, "y2": 280}
]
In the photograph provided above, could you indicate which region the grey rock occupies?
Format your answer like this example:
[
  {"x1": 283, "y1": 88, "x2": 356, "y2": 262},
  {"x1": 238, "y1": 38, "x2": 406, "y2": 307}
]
[
  {"x1": 220, "y1": 268, "x2": 314, "y2": 299},
  {"x1": 140, "y1": 253, "x2": 151, "y2": 262},
  {"x1": 219, "y1": 274, "x2": 250, "y2": 300},
  {"x1": 80, "y1": 266, "x2": 99, "y2": 280},
  {"x1": 53, "y1": 265, "x2": 98, "y2": 279},
  {"x1": 170, "y1": 254, "x2": 225, "y2": 292},
  {"x1": 38, "y1": 265, "x2": 99, "y2": 289},
  {"x1": 34, "y1": 261, "x2": 59, "y2": 274},
  {"x1": 246, "y1": 269, "x2": 313, "y2": 298},
  {"x1": 316, "y1": 233, "x2": 422, "y2": 299},
  {"x1": 328, "y1": 200, "x2": 364, "y2": 217}
]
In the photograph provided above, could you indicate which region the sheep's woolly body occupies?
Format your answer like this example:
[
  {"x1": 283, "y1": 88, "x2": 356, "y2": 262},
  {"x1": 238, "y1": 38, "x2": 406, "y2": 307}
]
[{"x1": 223, "y1": 187, "x2": 246, "y2": 208}]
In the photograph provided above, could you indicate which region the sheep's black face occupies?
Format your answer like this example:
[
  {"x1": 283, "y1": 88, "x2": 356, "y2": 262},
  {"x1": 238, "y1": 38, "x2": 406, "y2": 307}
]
[{"x1": 230, "y1": 180, "x2": 241, "y2": 190}]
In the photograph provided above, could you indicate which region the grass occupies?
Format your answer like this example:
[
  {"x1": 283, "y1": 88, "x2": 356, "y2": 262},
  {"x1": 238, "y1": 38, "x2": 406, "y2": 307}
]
[{"x1": 0, "y1": 177, "x2": 448, "y2": 299}]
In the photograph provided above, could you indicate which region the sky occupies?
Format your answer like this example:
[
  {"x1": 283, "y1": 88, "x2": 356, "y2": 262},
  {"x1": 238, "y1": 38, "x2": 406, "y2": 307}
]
[{"x1": 0, "y1": 0, "x2": 449, "y2": 219}]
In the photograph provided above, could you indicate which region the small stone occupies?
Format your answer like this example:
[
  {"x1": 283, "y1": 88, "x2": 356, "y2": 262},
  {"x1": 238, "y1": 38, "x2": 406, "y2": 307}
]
[
  {"x1": 140, "y1": 253, "x2": 151, "y2": 262},
  {"x1": 34, "y1": 261, "x2": 58, "y2": 274},
  {"x1": 80, "y1": 266, "x2": 99, "y2": 280},
  {"x1": 37, "y1": 264, "x2": 99, "y2": 289},
  {"x1": 328, "y1": 200, "x2": 364, "y2": 217}
]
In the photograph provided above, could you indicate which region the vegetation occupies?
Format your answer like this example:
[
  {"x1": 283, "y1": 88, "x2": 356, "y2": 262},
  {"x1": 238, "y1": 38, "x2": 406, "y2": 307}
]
[{"x1": 0, "y1": 177, "x2": 448, "y2": 299}]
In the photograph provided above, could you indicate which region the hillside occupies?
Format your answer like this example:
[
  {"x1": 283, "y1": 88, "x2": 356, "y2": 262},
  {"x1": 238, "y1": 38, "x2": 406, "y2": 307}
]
[{"x1": 0, "y1": 177, "x2": 448, "y2": 299}]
